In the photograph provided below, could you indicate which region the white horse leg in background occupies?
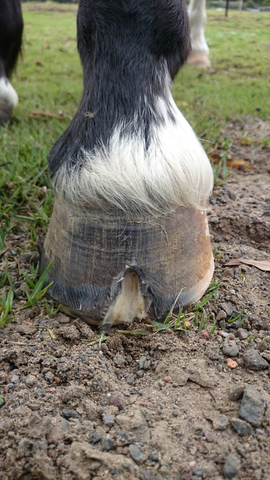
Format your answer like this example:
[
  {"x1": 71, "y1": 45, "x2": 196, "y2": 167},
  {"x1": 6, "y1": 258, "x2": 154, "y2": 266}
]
[{"x1": 188, "y1": 0, "x2": 211, "y2": 68}]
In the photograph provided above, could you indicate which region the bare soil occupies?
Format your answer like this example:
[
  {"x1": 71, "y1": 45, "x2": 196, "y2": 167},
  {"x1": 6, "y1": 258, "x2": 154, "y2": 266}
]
[{"x1": 0, "y1": 118, "x2": 270, "y2": 480}]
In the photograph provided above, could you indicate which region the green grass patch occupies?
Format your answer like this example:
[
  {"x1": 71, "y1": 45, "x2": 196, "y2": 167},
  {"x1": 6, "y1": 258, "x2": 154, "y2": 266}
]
[{"x1": 173, "y1": 10, "x2": 270, "y2": 146}]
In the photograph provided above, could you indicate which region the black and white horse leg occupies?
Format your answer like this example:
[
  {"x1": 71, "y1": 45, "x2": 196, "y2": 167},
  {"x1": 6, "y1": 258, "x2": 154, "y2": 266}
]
[
  {"x1": 40, "y1": 0, "x2": 214, "y2": 328},
  {"x1": 0, "y1": 0, "x2": 23, "y2": 124},
  {"x1": 188, "y1": 0, "x2": 211, "y2": 68}
]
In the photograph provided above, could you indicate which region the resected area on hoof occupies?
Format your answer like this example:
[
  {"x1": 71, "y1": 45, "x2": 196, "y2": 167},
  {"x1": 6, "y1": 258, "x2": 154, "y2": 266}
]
[{"x1": 40, "y1": 195, "x2": 214, "y2": 328}]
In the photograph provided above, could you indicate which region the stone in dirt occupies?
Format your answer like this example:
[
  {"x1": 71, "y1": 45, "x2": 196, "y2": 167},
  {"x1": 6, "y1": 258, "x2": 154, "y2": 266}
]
[
  {"x1": 102, "y1": 414, "x2": 115, "y2": 427},
  {"x1": 226, "y1": 358, "x2": 238, "y2": 369},
  {"x1": 237, "y1": 328, "x2": 248, "y2": 340},
  {"x1": 231, "y1": 418, "x2": 252, "y2": 436},
  {"x1": 223, "y1": 453, "x2": 240, "y2": 478},
  {"x1": 261, "y1": 351, "x2": 270, "y2": 363},
  {"x1": 239, "y1": 386, "x2": 266, "y2": 427},
  {"x1": 217, "y1": 310, "x2": 227, "y2": 322},
  {"x1": 198, "y1": 330, "x2": 210, "y2": 340},
  {"x1": 129, "y1": 444, "x2": 143, "y2": 463},
  {"x1": 220, "y1": 302, "x2": 234, "y2": 317},
  {"x1": 229, "y1": 385, "x2": 245, "y2": 401},
  {"x1": 243, "y1": 349, "x2": 269, "y2": 370},
  {"x1": 222, "y1": 339, "x2": 239, "y2": 357},
  {"x1": 213, "y1": 416, "x2": 229, "y2": 430},
  {"x1": 111, "y1": 395, "x2": 125, "y2": 411}
]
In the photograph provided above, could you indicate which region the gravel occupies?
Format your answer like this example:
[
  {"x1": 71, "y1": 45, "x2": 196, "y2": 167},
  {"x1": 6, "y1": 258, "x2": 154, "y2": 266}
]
[
  {"x1": 231, "y1": 418, "x2": 252, "y2": 436},
  {"x1": 61, "y1": 409, "x2": 79, "y2": 419},
  {"x1": 223, "y1": 453, "x2": 240, "y2": 479},
  {"x1": 239, "y1": 386, "x2": 266, "y2": 427},
  {"x1": 103, "y1": 415, "x2": 115, "y2": 427},
  {"x1": 129, "y1": 444, "x2": 144, "y2": 463},
  {"x1": 229, "y1": 385, "x2": 245, "y2": 401},
  {"x1": 243, "y1": 350, "x2": 269, "y2": 371},
  {"x1": 222, "y1": 339, "x2": 239, "y2": 357}
]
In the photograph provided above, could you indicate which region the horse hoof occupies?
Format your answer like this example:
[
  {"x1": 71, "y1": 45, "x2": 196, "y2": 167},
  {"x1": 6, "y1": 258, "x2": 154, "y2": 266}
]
[
  {"x1": 40, "y1": 195, "x2": 214, "y2": 327},
  {"x1": 0, "y1": 78, "x2": 18, "y2": 125},
  {"x1": 187, "y1": 51, "x2": 211, "y2": 68},
  {"x1": 0, "y1": 104, "x2": 13, "y2": 125}
]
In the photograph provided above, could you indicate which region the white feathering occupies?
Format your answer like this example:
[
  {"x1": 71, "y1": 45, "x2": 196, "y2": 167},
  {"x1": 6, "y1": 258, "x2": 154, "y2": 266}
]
[
  {"x1": 53, "y1": 92, "x2": 213, "y2": 215},
  {"x1": 188, "y1": 0, "x2": 209, "y2": 54},
  {"x1": 0, "y1": 77, "x2": 19, "y2": 109}
]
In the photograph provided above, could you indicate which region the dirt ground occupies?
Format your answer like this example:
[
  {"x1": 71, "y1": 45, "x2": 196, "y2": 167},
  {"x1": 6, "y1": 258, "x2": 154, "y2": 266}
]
[{"x1": 0, "y1": 117, "x2": 270, "y2": 480}]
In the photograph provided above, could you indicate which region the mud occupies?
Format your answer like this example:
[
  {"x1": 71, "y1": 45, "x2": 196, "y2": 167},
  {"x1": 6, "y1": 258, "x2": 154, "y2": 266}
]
[{"x1": 0, "y1": 118, "x2": 270, "y2": 480}]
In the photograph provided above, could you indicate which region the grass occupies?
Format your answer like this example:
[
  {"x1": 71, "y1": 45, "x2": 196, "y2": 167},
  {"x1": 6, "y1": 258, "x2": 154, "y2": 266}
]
[
  {"x1": 153, "y1": 278, "x2": 220, "y2": 334},
  {"x1": 20, "y1": 259, "x2": 54, "y2": 309},
  {"x1": 174, "y1": 10, "x2": 270, "y2": 136},
  {"x1": 0, "y1": 258, "x2": 53, "y2": 328},
  {"x1": 0, "y1": 289, "x2": 14, "y2": 329}
]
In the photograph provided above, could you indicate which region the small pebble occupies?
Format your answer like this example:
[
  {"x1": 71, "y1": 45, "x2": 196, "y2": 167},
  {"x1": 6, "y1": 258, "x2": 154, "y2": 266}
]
[
  {"x1": 229, "y1": 385, "x2": 245, "y2": 401},
  {"x1": 193, "y1": 466, "x2": 205, "y2": 477},
  {"x1": 239, "y1": 386, "x2": 266, "y2": 427},
  {"x1": 198, "y1": 330, "x2": 210, "y2": 340},
  {"x1": 129, "y1": 444, "x2": 143, "y2": 463},
  {"x1": 44, "y1": 371, "x2": 54, "y2": 383},
  {"x1": 126, "y1": 375, "x2": 136, "y2": 385},
  {"x1": 231, "y1": 418, "x2": 251, "y2": 436},
  {"x1": 61, "y1": 409, "x2": 79, "y2": 419},
  {"x1": 25, "y1": 375, "x2": 36, "y2": 386},
  {"x1": 243, "y1": 350, "x2": 268, "y2": 371},
  {"x1": 237, "y1": 328, "x2": 248, "y2": 340},
  {"x1": 11, "y1": 375, "x2": 19, "y2": 384},
  {"x1": 91, "y1": 433, "x2": 102, "y2": 444},
  {"x1": 102, "y1": 437, "x2": 114, "y2": 451},
  {"x1": 111, "y1": 395, "x2": 125, "y2": 411},
  {"x1": 226, "y1": 358, "x2": 238, "y2": 369},
  {"x1": 148, "y1": 451, "x2": 159, "y2": 462},
  {"x1": 213, "y1": 416, "x2": 229, "y2": 431},
  {"x1": 222, "y1": 339, "x2": 239, "y2": 357},
  {"x1": 220, "y1": 302, "x2": 234, "y2": 316},
  {"x1": 205, "y1": 431, "x2": 214, "y2": 442},
  {"x1": 164, "y1": 376, "x2": 173, "y2": 383},
  {"x1": 103, "y1": 415, "x2": 115, "y2": 427},
  {"x1": 217, "y1": 310, "x2": 227, "y2": 322},
  {"x1": 223, "y1": 453, "x2": 240, "y2": 479},
  {"x1": 138, "y1": 356, "x2": 147, "y2": 370}
]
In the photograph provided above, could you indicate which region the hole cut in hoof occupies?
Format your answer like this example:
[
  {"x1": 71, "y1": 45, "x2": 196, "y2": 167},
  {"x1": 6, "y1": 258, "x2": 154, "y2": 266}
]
[
  {"x1": 40, "y1": 195, "x2": 214, "y2": 327},
  {"x1": 187, "y1": 51, "x2": 211, "y2": 68},
  {"x1": 102, "y1": 269, "x2": 152, "y2": 329}
]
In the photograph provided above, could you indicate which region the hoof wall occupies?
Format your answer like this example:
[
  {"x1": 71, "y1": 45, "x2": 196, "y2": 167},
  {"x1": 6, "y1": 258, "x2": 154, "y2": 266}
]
[
  {"x1": 187, "y1": 51, "x2": 211, "y2": 68},
  {"x1": 40, "y1": 196, "x2": 214, "y2": 326}
]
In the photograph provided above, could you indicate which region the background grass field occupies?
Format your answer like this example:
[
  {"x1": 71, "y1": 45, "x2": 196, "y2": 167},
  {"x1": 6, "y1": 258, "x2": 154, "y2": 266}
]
[{"x1": 0, "y1": 5, "x2": 270, "y2": 243}]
